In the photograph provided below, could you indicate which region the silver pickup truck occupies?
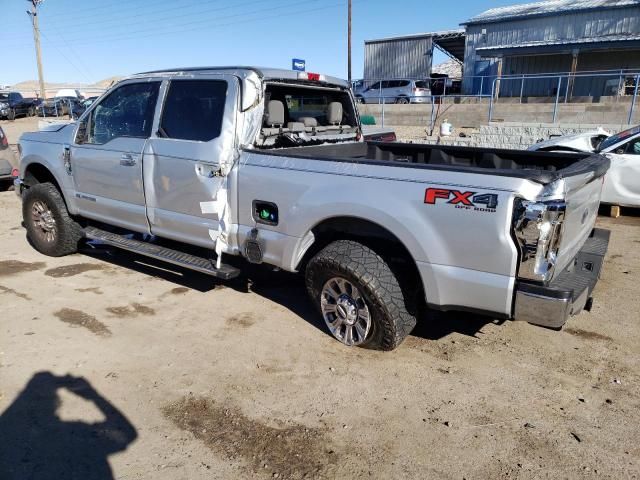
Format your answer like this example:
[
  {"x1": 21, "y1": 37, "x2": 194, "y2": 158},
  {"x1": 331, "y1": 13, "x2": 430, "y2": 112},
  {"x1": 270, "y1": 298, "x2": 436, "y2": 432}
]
[{"x1": 15, "y1": 66, "x2": 611, "y2": 350}]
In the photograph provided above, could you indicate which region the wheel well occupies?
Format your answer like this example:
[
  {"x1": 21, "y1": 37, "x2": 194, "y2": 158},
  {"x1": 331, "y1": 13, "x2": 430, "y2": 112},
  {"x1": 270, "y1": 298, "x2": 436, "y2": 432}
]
[
  {"x1": 297, "y1": 217, "x2": 426, "y2": 312},
  {"x1": 24, "y1": 163, "x2": 62, "y2": 192}
]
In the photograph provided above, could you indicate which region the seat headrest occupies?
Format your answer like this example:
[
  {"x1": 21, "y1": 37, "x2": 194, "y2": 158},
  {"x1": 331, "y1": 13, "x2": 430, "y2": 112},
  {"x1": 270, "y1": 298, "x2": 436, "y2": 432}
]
[
  {"x1": 327, "y1": 102, "x2": 343, "y2": 125},
  {"x1": 266, "y1": 100, "x2": 285, "y2": 127},
  {"x1": 298, "y1": 116, "x2": 318, "y2": 127}
]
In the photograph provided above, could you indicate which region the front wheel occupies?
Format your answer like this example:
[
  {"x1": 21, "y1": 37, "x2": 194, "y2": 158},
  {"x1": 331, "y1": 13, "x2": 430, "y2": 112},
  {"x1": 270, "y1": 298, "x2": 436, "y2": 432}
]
[
  {"x1": 305, "y1": 240, "x2": 417, "y2": 350},
  {"x1": 7, "y1": 108, "x2": 16, "y2": 121},
  {"x1": 22, "y1": 183, "x2": 83, "y2": 257}
]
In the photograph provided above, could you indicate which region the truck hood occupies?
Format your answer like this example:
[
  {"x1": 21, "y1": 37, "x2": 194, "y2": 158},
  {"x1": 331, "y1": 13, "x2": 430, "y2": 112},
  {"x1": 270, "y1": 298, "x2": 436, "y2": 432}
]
[
  {"x1": 20, "y1": 123, "x2": 75, "y2": 143},
  {"x1": 527, "y1": 128, "x2": 610, "y2": 153}
]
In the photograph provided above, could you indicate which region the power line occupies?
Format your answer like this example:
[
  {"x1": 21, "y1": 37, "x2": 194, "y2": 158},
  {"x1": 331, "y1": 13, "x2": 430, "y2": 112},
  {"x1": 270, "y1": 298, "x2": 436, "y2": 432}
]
[
  {"x1": 6, "y1": 0, "x2": 322, "y2": 42},
  {"x1": 39, "y1": 29, "x2": 93, "y2": 84},
  {"x1": 6, "y1": 0, "x2": 346, "y2": 49}
]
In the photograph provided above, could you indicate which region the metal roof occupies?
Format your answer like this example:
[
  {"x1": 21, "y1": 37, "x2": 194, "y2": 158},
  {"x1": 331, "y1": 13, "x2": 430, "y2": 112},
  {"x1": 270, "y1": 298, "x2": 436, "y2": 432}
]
[
  {"x1": 475, "y1": 32, "x2": 640, "y2": 54},
  {"x1": 463, "y1": 0, "x2": 640, "y2": 25},
  {"x1": 364, "y1": 29, "x2": 465, "y2": 44}
]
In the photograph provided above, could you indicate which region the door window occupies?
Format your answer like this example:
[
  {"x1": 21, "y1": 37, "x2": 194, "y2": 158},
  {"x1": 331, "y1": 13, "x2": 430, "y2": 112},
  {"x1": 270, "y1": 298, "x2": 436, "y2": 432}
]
[
  {"x1": 84, "y1": 82, "x2": 160, "y2": 145},
  {"x1": 624, "y1": 138, "x2": 640, "y2": 155},
  {"x1": 159, "y1": 80, "x2": 227, "y2": 142}
]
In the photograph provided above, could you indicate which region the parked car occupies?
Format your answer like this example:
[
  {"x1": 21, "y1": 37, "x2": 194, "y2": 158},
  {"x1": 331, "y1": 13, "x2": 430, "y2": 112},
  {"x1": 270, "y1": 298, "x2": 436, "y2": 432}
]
[
  {"x1": 0, "y1": 91, "x2": 37, "y2": 119},
  {"x1": 71, "y1": 96, "x2": 99, "y2": 119},
  {"x1": 355, "y1": 79, "x2": 431, "y2": 104},
  {"x1": 15, "y1": 66, "x2": 610, "y2": 350},
  {"x1": 430, "y1": 74, "x2": 462, "y2": 96},
  {"x1": 529, "y1": 125, "x2": 640, "y2": 209},
  {"x1": 36, "y1": 97, "x2": 73, "y2": 117},
  {"x1": 0, "y1": 126, "x2": 18, "y2": 190}
]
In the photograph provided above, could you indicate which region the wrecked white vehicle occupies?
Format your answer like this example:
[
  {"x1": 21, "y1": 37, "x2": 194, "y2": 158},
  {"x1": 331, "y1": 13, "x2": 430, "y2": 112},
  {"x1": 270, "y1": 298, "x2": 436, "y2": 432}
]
[
  {"x1": 15, "y1": 67, "x2": 611, "y2": 350},
  {"x1": 529, "y1": 125, "x2": 640, "y2": 208}
]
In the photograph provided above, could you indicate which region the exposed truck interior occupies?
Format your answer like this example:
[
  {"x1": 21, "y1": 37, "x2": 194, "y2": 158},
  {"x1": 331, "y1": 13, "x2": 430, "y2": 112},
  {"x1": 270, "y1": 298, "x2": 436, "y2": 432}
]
[
  {"x1": 258, "y1": 83, "x2": 359, "y2": 147},
  {"x1": 260, "y1": 142, "x2": 608, "y2": 183}
]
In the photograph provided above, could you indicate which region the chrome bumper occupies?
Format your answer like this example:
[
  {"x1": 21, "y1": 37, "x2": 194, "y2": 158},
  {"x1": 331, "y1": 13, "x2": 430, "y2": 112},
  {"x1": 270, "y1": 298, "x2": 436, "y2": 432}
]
[
  {"x1": 14, "y1": 177, "x2": 24, "y2": 197},
  {"x1": 514, "y1": 228, "x2": 610, "y2": 329}
]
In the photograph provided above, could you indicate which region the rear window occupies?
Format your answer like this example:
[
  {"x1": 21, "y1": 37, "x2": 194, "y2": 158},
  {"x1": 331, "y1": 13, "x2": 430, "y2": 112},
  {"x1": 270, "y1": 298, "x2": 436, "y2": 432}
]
[
  {"x1": 415, "y1": 81, "x2": 429, "y2": 89},
  {"x1": 160, "y1": 80, "x2": 227, "y2": 142}
]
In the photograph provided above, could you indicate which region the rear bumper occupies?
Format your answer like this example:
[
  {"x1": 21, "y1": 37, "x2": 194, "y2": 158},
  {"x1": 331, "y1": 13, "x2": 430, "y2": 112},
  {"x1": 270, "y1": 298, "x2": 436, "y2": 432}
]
[{"x1": 514, "y1": 228, "x2": 610, "y2": 329}]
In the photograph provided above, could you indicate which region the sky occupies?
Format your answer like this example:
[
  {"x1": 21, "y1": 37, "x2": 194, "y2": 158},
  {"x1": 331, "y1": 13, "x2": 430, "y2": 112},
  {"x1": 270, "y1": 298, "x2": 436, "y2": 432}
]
[{"x1": 0, "y1": 0, "x2": 519, "y2": 86}]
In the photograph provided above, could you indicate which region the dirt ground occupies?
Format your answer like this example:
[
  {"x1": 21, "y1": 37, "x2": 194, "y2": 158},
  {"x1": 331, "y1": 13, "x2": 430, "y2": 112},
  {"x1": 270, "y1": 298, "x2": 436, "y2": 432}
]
[{"x1": 1, "y1": 117, "x2": 640, "y2": 479}]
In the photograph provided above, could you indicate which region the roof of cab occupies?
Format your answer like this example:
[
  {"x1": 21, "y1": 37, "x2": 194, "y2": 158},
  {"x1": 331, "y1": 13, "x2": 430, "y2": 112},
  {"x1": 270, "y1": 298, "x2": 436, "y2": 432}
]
[{"x1": 130, "y1": 66, "x2": 350, "y2": 88}]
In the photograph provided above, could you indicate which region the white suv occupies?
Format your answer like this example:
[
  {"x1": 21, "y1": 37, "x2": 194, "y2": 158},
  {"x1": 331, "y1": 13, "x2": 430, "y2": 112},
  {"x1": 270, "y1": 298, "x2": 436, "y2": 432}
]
[{"x1": 355, "y1": 79, "x2": 431, "y2": 104}]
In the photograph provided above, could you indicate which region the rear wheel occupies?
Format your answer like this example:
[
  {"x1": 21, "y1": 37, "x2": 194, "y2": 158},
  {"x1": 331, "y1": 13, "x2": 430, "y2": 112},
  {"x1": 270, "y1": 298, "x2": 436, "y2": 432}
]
[
  {"x1": 28, "y1": 106, "x2": 35, "y2": 117},
  {"x1": 22, "y1": 183, "x2": 83, "y2": 257},
  {"x1": 305, "y1": 240, "x2": 417, "y2": 350},
  {"x1": 396, "y1": 96, "x2": 410, "y2": 104}
]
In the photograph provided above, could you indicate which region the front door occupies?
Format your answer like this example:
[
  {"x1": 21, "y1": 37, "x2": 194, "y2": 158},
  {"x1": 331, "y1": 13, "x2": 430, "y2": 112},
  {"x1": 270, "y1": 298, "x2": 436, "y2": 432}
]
[
  {"x1": 144, "y1": 75, "x2": 239, "y2": 249},
  {"x1": 70, "y1": 81, "x2": 161, "y2": 232},
  {"x1": 603, "y1": 136, "x2": 640, "y2": 206}
]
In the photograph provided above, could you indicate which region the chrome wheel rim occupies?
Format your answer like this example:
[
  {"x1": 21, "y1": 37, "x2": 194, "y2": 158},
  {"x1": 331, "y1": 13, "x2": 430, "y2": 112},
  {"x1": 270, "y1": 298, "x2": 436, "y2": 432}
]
[
  {"x1": 31, "y1": 200, "x2": 57, "y2": 243},
  {"x1": 321, "y1": 277, "x2": 371, "y2": 346}
]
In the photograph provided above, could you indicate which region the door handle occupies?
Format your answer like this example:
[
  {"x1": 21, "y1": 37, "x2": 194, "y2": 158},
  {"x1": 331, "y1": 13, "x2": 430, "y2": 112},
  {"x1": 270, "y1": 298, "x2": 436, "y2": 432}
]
[{"x1": 120, "y1": 153, "x2": 138, "y2": 166}]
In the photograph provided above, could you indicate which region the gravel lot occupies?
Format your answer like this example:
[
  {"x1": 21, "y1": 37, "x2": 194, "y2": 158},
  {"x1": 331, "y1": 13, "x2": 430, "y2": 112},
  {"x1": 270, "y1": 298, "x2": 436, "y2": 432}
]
[{"x1": 1, "y1": 117, "x2": 639, "y2": 479}]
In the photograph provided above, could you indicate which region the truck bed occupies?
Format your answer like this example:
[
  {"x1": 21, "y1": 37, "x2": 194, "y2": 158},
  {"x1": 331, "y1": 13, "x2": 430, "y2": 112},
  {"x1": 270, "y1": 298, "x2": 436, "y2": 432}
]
[{"x1": 263, "y1": 141, "x2": 609, "y2": 185}]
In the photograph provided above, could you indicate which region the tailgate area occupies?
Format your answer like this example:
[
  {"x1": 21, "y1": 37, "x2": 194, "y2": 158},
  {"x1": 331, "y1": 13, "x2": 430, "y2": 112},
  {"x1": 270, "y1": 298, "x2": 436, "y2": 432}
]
[{"x1": 514, "y1": 228, "x2": 610, "y2": 329}]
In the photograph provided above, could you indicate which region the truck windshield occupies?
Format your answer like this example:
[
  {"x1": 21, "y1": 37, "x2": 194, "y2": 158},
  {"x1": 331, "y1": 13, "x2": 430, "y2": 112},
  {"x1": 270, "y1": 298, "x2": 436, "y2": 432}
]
[{"x1": 0, "y1": 94, "x2": 8, "y2": 101}]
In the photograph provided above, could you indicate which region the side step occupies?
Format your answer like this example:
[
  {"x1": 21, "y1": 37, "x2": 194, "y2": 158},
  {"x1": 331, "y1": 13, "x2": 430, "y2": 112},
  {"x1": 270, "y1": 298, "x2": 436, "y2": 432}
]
[{"x1": 84, "y1": 226, "x2": 240, "y2": 280}]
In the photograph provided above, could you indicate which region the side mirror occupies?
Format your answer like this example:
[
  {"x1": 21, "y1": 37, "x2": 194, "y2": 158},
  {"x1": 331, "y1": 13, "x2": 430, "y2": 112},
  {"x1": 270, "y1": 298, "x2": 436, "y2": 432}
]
[{"x1": 75, "y1": 120, "x2": 88, "y2": 144}]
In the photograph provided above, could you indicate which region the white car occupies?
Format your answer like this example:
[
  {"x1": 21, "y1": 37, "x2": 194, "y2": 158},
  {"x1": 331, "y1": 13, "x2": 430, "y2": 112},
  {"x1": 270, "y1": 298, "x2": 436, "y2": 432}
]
[{"x1": 529, "y1": 125, "x2": 640, "y2": 208}]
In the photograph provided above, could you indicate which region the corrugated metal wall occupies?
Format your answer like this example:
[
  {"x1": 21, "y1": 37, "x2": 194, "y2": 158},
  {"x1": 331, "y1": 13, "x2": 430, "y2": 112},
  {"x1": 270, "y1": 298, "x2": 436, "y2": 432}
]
[
  {"x1": 364, "y1": 37, "x2": 433, "y2": 80},
  {"x1": 462, "y1": 5, "x2": 640, "y2": 94}
]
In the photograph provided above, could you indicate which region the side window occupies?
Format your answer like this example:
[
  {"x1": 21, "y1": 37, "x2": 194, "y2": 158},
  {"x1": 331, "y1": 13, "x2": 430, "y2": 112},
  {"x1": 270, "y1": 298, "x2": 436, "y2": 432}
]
[
  {"x1": 398, "y1": 80, "x2": 410, "y2": 87},
  {"x1": 160, "y1": 80, "x2": 227, "y2": 142},
  {"x1": 381, "y1": 81, "x2": 392, "y2": 89},
  {"x1": 85, "y1": 82, "x2": 160, "y2": 145},
  {"x1": 625, "y1": 138, "x2": 640, "y2": 155},
  {"x1": 369, "y1": 82, "x2": 380, "y2": 90}
]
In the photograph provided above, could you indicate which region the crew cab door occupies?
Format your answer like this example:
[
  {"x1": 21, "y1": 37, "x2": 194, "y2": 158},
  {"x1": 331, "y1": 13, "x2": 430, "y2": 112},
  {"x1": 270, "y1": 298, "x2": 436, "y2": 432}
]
[
  {"x1": 602, "y1": 135, "x2": 640, "y2": 206},
  {"x1": 70, "y1": 80, "x2": 161, "y2": 232},
  {"x1": 143, "y1": 75, "x2": 238, "y2": 249}
]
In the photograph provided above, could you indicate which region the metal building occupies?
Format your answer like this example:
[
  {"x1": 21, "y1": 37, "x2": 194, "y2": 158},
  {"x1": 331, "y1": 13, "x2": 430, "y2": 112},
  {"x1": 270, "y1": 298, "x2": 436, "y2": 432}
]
[
  {"x1": 461, "y1": 0, "x2": 640, "y2": 97},
  {"x1": 363, "y1": 30, "x2": 465, "y2": 81}
]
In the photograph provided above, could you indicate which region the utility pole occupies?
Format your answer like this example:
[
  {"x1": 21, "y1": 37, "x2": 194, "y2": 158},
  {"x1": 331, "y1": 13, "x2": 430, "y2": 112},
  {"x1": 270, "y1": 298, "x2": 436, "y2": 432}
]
[
  {"x1": 27, "y1": 0, "x2": 46, "y2": 99},
  {"x1": 347, "y1": 0, "x2": 352, "y2": 83}
]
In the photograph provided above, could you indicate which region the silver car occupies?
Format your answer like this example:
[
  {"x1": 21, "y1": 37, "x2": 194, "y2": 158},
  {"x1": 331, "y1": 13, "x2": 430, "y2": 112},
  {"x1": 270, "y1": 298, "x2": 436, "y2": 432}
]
[{"x1": 355, "y1": 79, "x2": 431, "y2": 104}]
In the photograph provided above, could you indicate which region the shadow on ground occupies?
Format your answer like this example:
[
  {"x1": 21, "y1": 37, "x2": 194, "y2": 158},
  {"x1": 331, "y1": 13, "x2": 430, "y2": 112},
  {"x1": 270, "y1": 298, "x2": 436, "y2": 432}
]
[
  {"x1": 0, "y1": 372, "x2": 137, "y2": 480},
  {"x1": 80, "y1": 243, "x2": 502, "y2": 342}
]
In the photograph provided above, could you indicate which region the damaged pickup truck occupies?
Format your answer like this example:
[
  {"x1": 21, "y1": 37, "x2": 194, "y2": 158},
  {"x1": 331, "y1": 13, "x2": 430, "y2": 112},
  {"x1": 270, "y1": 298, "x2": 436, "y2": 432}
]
[{"x1": 15, "y1": 67, "x2": 611, "y2": 350}]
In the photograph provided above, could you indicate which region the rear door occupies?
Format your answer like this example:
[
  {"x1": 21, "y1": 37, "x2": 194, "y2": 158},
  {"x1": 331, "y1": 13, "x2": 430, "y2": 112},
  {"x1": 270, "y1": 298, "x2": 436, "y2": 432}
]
[
  {"x1": 602, "y1": 135, "x2": 640, "y2": 206},
  {"x1": 143, "y1": 75, "x2": 239, "y2": 249},
  {"x1": 70, "y1": 80, "x2": 161, "y2": 232}
]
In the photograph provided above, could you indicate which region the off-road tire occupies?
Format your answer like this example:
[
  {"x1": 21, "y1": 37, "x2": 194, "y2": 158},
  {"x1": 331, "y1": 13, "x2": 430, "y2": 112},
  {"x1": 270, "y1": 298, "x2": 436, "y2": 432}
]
[
  {"x1": 22, "y1": 182, "x2": 83, "y2": 257},
  {"x1": 305, "y1": 240, "x2": 417, "y2": 350}
]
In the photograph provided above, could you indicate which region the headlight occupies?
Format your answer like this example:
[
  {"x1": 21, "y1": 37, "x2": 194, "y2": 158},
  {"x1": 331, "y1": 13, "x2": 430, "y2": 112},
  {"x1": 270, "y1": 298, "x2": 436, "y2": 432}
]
[{"x1": 513, "y1": 199, "x2": 566, "y2": 283}]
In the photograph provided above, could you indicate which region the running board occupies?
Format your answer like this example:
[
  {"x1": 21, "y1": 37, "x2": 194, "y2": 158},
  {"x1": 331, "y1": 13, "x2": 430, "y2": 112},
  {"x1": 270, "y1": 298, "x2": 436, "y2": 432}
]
[{"x1": 84, "y1": 226, "x2": 240, "y2": 280}]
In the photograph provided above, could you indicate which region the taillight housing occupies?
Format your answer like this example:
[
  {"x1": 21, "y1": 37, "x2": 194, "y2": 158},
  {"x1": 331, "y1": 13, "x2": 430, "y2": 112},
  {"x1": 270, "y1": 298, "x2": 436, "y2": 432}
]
[{"x1": 513, "y1": 199, "x2": 566, "y2": 283}]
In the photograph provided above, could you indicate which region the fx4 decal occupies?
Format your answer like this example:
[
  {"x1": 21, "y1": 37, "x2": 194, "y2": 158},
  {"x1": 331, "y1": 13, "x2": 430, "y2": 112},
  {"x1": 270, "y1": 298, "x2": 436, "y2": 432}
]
[{"x1": 424, "y1": 188, "x2": 498, "y2": 212}]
